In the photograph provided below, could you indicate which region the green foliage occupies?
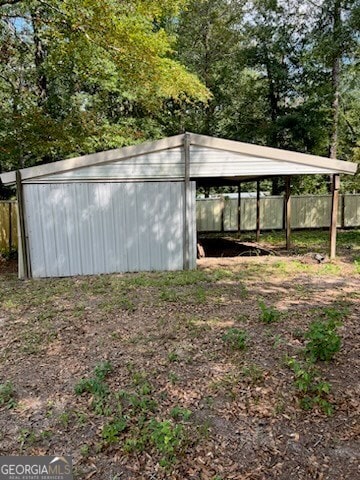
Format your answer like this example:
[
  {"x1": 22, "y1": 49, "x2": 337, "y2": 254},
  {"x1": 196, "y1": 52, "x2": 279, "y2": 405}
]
[
  {"x1": 0, "y1": 381, "x2": 16, "y2": 409},
  {"x1": 148, "y1": 420, "x2": 185, "y2": 467},
  {"x1": 305, "y1": 319, "x2": 341, "y2": 362},
  {"x1": 242, "y1": 364, "x2": 264, "y2": 384},
  {"x1": 354, "y1": 257, "x2": 360, "y2": 274},
  {"x1": 94, "y1": 361, "x2": 113, "y2": 381},
  {"x1": 167, "y1": 351, "x2": 179, "y2": 363},
  {"x1": 0, "y1": 0, "x2": 208, "y2": 175},
  {"x1": 73, "y1": 359, "x2": 191, "y2": 465},
  {"x1": 170, "y1": 406, "x2": 192, "y2": 421},
  {"x1": 74, "y1": 361, "x2": 113, "y2": 414},
  {"x1": 286, "y1": 358, "x2": 333, "y2": 415},
  {"x1": 102, "y1": 418, "x2": 128, "y2": 444},
  {"x1": 222, "y1": 328, "x2": 248, "y2": 351},
  {"x1": 259, "y1": 301, "x2": 281, "y2": 323}
]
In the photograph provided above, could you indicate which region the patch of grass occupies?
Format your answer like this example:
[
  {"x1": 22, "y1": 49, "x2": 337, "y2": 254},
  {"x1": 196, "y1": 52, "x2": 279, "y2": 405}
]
[
  {"x1": 58, "y1": 412, "x2": 71, "y2": 427},
  {"x1": 168, "y1": 373, "x2": 180, "y2": 387},
  {"x1": 0, "y1": 381, "x2": 16, "y2": 409},
  {"x1": 159, "y1": 289, "x2": 181, "y2": 303},
  {"x1": 259, "y1": 301, "x2": 281, "y2": 323},
  {"x1": 354, "y1": 256, "x2": 360, "y2": 274},
  {"x1": 18, "y1": 428, "x2": 38, "y2": 450},
  {"x1": 242, "y1": 364, "x2": 264, "y2": 384},
  {"x1": 318, "y1": 263, "x2": 341, "y2": 275},
  {"x1": 222, "y1": 328, "x2": 248, "y2": 351}
]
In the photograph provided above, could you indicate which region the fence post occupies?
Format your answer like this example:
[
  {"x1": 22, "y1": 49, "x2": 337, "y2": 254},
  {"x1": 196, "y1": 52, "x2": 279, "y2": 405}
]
[
  {"x1": 285, "y1": 176, "x2": 292, "y2": 250},
  {"x1": 329, "y1": 174, "x2": 340, "y2": 259},
  {"x1": 341, "y1": 194, "x2": 345, "y2": 229},
  {"x1": 256, "y1": 181, "x2": 260, "y2": 241},
  {"x1": 16, "y1": 170, "x2": 30, "y2": 278},
  {"x1": 237, "y1": 182, "x2": 241, "y2": 233},
  {"x1": 220, "y1": 196, "x2": 225, "y2": 232}
]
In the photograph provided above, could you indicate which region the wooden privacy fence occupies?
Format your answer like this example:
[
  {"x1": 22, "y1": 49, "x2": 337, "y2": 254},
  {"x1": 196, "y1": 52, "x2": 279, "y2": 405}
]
[
  {"x1": 197, "y1": 194, "x2": 360, "y2": 232},
  {"x1": 0, "y1": 201, "x2": 17, "y2": 251}
]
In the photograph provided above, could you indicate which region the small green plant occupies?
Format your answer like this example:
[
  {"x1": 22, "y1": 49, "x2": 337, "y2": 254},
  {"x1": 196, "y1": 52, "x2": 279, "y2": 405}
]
[
  {"x1": 242, "y1": 364, "x2": 264, "y2": 384},
  {"x1": 259, "y1": 301, "x2": 281, "y2": 323},
  {"x1": 148, "y1": 419, "x2": 185, "y2": 467},
  {"x1": 287, "y1": 357, "x2": 333, "y2": 415},
  {"x1": 93, "y1": 361, "x2": 113, "y2": 380},
  {"x1": 167, "y1": 351, "x2": 179, "y2": 363},
  {"x1": 74, "y1": 361, "x2": 113, "y2": 414},
  {"x1": 170, "y1": 406, "x2": 192, "y2": 421},
  {"x1": 222, "y1": 328, "x2": 248, "y2": 351},
  {"x1": 58, "y1": 412, "x2": 71, "y2": 427},
  {"x1": 168, "y1": 372, "x2": 179, "y2": 384},
  {"x1": 80, "y1": 444, "x2": 90, "y2": 457},
  {"x1": 0, "y1": 381, "x2": 16, "y2": 409},
  {"x1": 305, "y1": 319, "x2": 341, "y2": 361},
  {"x1": 102, "y1": 418, "x2": 128, "y2": 444}
]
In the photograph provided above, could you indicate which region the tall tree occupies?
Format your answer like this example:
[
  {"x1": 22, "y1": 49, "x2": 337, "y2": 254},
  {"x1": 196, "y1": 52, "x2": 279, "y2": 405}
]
[{"x1": 0, "y1": 0, "x2": 208, "y2": 173}]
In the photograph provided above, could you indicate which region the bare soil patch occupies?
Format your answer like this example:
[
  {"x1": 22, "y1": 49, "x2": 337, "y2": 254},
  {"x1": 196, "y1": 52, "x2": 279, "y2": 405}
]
[{"x1": 0, "y1": 242, "x2": 359, "y2": 479}]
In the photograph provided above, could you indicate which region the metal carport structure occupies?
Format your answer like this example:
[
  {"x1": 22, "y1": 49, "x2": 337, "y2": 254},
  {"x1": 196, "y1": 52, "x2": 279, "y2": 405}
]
[{"x1": 0, "y1": 133, "x2": 357, "y2": 278}]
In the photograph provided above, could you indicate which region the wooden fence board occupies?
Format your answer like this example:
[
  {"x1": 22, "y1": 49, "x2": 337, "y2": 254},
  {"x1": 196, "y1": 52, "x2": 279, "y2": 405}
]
[{"x1": 0, "y1": 201, "x2": 18, "y2": 251}]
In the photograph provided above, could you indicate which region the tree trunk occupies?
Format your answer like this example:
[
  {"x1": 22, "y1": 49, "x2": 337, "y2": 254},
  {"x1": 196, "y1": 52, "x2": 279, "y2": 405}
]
[
  {"x1": 329, "y1": 0, "x2": 341, "y2": 160},
  {"x1": 31, "y1": 10, "x2": 48, "y2": 107}
]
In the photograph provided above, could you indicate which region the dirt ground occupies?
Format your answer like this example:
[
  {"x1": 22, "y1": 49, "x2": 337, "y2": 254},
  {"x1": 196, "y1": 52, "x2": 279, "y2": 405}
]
[{"x1": 0, "y1": 244, "x2": 359, "y2": 479}]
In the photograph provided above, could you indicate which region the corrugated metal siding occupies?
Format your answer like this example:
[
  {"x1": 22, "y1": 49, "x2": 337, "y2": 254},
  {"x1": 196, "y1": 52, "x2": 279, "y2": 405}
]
[
  {"x1": 23, "y1": 145, "x2": 343, "y2": 184},
  {"x1": 30, "y1": 148, "x2": 184, "y2": 182},
  {"x1": 24, "y1": 182, "x2": 195, "y2": 278},
  {"x1": 189, "y1": 146, "x2": 340, "y2": 176}
]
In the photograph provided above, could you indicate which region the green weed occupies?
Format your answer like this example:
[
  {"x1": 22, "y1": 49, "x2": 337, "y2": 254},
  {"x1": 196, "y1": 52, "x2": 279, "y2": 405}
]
[
  {"x1": 102, "y1": 417, "x2": 128, "y2": 444},
  {"x1": 287, "y1": 357, "x2": 333, "y2": 415},
  {"x1": 148, "y1": 419, "x2": 185, "y2": 467},
  {"x1": 80, "y1": 444, "x2": 90, "y2": 457},
  {"x1": 259, "y1": 301, "x2": 281, "y2": 323},
  {"x1": 0, "y1": 381, "x2": 16, "y2": 409},
  {"x1": 222, "y1": 328, "x2": 248, "y2": 351},
  {"x1": 354, "y1": 257, "x2": 360, "y2": 274},
  {"x1": 170, "y1": 406, "x2": 192, "y2": 421},
  {"x1": 74, "y1": 361, "x2": 113, "y2": 413},
  {"x1": 167, "y1": 351, "x2": 179, "y2": 363},
  {"x1": 242, "y1": 364, "x2": 264, "y2": 384},
  {"x1": 305, "y1": 319, "x2": 341, "y2": 362},
  {"x1": 168, "y1": 372, "x2": 179, "y2": 384}
]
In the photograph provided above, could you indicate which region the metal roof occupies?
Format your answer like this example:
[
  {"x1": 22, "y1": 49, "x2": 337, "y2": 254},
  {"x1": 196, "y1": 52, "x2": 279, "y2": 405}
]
[{"x1": 1, "y1": 132, "x2": 357, "y2": 185}]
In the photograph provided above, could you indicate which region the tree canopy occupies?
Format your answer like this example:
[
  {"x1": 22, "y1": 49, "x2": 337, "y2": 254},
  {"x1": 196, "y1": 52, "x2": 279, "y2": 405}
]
[{"x1": 0, "y1": 0, "x2": 359, "y2": 194}]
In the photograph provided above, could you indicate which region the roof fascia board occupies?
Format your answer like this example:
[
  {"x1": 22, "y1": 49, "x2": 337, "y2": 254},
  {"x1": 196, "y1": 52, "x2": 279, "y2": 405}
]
[
  {"x1": 0, "y1": 134, "x2": 185, "y2": 185},
  {"x1": 189, "y1": 133, "x2": 358, "y2": 175}
]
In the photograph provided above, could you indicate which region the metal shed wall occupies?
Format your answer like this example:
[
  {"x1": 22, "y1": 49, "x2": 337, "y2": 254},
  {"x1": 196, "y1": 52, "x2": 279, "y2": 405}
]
[
  {"x1": 28, "y1": 147, "x2": 185, "y2": 182},
  {"x1": 23, "y1": 181, "x2": 196, "y2": 278},
  {"x1": 189, "y1": 146, "x2": 341, "y2": 176},
  {"x1": 22, "y1": 144, "x2": 344, "y2": 185}
]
